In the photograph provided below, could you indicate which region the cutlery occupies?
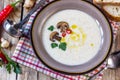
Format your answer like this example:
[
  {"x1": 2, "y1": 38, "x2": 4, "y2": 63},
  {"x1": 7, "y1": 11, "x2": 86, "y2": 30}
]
[{"x1": 3, "y1": 0, "x2": 46, "y2": 37}]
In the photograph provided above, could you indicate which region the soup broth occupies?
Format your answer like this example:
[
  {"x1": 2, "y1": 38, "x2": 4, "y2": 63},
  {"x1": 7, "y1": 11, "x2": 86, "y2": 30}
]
[{"x1": 42, "y1": 9, "x2": 102, "y2": 66}]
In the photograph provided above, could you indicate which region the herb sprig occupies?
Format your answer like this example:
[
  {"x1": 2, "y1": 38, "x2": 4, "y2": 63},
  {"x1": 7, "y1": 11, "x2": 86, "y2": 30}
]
[{"x1": 0, "y1": 45, "x2": 22, "y2": 74}]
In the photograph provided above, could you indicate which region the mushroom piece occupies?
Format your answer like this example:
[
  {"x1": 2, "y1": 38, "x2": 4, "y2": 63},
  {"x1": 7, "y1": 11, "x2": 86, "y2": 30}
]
[
  {"x1": 50, "y1": 31, "x2": 61, "y2": 42},
  {"x1": 57, "y1": 21, "x2": 69, "y2": 32},
  {"x1": 1, "y1": 38, "x2": 10, "y2": 48},
  {"x1": 23, "y1": 0, "x2": 36, "y2": 11}
]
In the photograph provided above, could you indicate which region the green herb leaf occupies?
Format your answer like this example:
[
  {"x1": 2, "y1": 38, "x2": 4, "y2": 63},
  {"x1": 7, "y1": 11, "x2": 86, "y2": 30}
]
[
  {"x1": 51, "y1": 43, "x2": 58, "y2": 48},
  {"x1": 13, "y1": 64, "x2": 22, "y2": 74},
  {"x1": 5, "y1": 58, "x2": 22, "y2": 74},
  {"x1": 48, "y1": 25, "x2": 54, "y2": 31},
  {"x1": 6, "y1": 63, "x2": 12, "y2": 73},
  {"x1": 59, "y1": 42, "x2": 67, "y2": 51},
  {"x1": 0, "y1": 44, "x2": 22, "y2": 74}
]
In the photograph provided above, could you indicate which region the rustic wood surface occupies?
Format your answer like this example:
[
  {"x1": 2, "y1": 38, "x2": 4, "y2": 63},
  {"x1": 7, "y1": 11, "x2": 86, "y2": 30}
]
[{"x1": 0, "y1": 0, "x2": 120, "y2": 80}]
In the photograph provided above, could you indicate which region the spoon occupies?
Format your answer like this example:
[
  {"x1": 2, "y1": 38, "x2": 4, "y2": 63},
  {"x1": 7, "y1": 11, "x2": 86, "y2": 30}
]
[
  {"x1": 3, "y1": 0, "x2": 46, "y2": 37},
  {"x1": 107, "y1": 51, "x2": 120, "y2": 68}
]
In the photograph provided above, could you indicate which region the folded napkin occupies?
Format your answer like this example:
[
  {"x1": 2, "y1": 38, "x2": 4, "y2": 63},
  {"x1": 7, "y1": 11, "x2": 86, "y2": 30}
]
[{"x1": 12, "y1": 0, "x2": 119, "y2": 80}]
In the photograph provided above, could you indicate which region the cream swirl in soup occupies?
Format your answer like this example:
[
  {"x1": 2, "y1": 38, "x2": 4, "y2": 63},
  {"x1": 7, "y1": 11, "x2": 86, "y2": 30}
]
[{"x1": 42, "y1": 9, "x2": 102, "y2": 66}]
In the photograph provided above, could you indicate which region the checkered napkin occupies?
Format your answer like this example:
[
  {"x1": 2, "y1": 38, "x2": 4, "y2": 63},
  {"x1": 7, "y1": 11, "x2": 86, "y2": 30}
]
[{"x1": 12, "y1": 0, "x2": 119, "y2": 80}]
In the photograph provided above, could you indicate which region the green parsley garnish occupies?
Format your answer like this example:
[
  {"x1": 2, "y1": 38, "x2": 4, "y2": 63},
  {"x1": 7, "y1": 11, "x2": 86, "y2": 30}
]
[
  {"x1": 0, "y1": 44, "x2": 22, "y2": 74},
  {"x1": 59, "y1": 42, "x2": 67, "y2": 51},
  {"x1": 51, "y1": 43, "x2": 58, "y2": 48},
  {"x1": 48, "y1": 25, "x2": 54, "y2": 31}
]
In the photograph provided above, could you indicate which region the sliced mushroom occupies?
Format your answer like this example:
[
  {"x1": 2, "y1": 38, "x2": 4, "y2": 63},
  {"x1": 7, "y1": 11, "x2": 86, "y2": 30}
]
[
  {"x1": 50, "y1": 31, "x2": 61, "y2": 42},
  {"x1": 57, "y1": 21, "x2": 69, "y2": 32}
]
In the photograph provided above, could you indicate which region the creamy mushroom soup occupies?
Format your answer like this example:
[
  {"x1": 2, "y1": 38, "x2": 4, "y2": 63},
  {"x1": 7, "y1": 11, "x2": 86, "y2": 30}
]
[{"x1": 42, "y1": 10, "x2": 102, "y2": 66}]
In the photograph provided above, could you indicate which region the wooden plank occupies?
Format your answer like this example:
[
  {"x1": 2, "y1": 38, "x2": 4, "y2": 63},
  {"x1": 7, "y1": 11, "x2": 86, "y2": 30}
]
[
  {"x1": 38, "y1": 72, "x2": 54, "y2": 80},
  {"x1": 115, "y1": 68, "x2": 120, "y2": 80},
  {"x1": 17, "y1": 68, "x2": 55, "y2": 80},
  {"x1": 0, "y1": 0, "x2": 4, "y2": 11},
  {"x1": 17, "y1": 66, "x2": 38, "y2": 80},
  {"x1": 102, "y1": 69, "x2": 116, "y2": 80},
  {"x1": 0, "y1": 67, "x2": 8, "y2": 80}
]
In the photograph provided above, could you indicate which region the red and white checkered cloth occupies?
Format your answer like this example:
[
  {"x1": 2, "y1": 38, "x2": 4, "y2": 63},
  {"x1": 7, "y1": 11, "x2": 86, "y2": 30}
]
[{"x1": 11, "y1": 0, "x2": 119, "y2": 80}]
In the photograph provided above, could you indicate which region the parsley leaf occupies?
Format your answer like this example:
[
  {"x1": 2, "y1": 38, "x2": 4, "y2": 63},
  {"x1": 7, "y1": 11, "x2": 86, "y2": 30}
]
[
  {"x1": 13, "y1": 64, "x2": 22, "y2": 74},
  {"x1": 0, "y1": 44, "x2": 22, "y2": 74},
  {"x1": 48, "y1": 25, "x2": 54, "y2": 31},
  {"x1": 6, "y1": 62, "x2": 12, "y2": 73},
  {"x1": 5, "y1": 55, "x2": 22, "y2": 74},
  {"x1": 51, "y1": 43, "x2": 58, "y2": 48},
  {"x1": 59, "y1": 42, "x2": 67, "y2": 51}
]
